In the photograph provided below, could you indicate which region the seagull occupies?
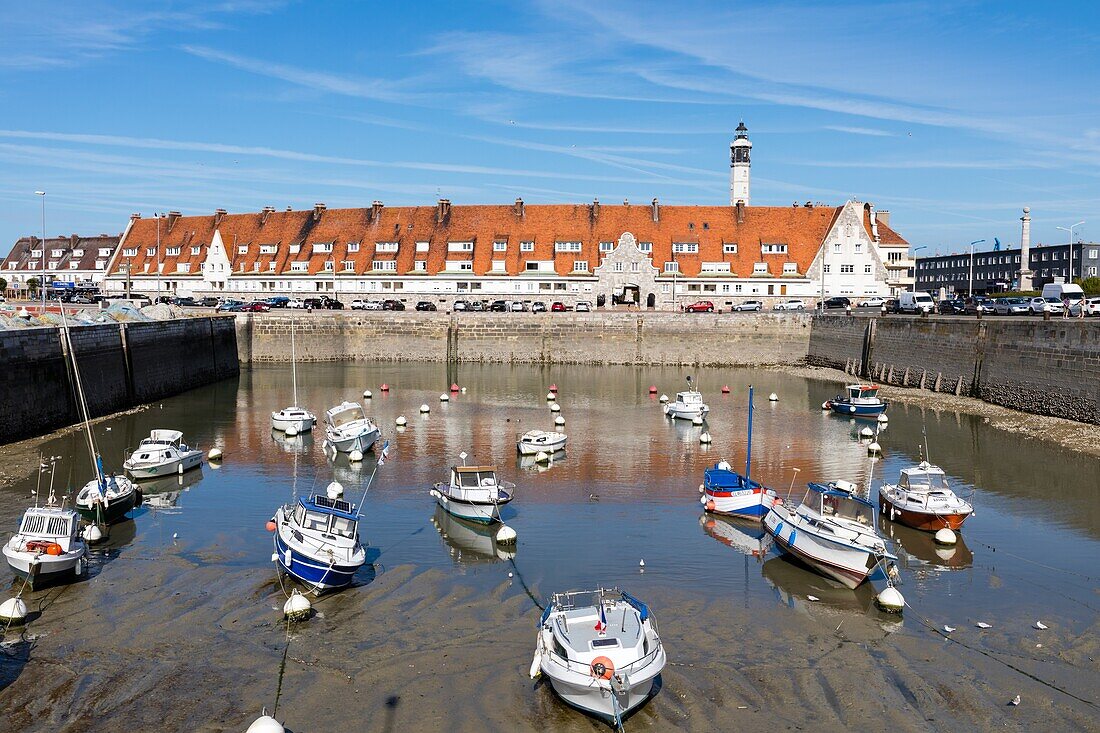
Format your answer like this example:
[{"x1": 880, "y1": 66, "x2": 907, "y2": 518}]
[
  {"x1": 1034, "y1": 621, "x2": 1048, "y2": 630},
  {"x1": 943, "y1": 625, "x2": 956, "y2": 633},
  {"x1": 976, "y1": 622, "x2": 992, "y2": 629},
  {"x1": 807, "y1": 595, "x2": 820, "y2": 602},
  {"x1": 638, "y1": 559, "x2": 645, "y2": 568},
  {"x1": 1009, "y1": 695, "x2": 1021, "y2": 706}
]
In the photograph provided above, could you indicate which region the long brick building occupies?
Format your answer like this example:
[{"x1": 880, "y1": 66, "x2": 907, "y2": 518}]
[{"x1": 3, "y1": 234, "x2": 120, "y2": 295}]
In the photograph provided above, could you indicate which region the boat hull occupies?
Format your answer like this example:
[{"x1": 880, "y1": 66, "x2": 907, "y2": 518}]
[
  {"x1": 879, "y1": 494, "x2": 970, "y2": 531},
  {"x1": 125, "y1": 451, "x2": 204, "y2": 480},
  {"x1": 540, "y1": 645, "x2": 665, "y2": 723},
  {"x1": 517, "y1": 437, "x2": 568, "y2": 455},
  {"x1": 703, "y1": 487, "x2": 774, "y2": 519},
  {"x1": 76, "y1": 493, "x2": 139, "y2": 524},
  {"x1": 271, "y1": 414, "x2": 315, "y2": 433},
  {"x1": 828, "y1": 401, "x2": 887, "y2": 417},
  {"x1": 3, "y1": 546, "x2": 84, "y2": 587},
  {"x1": 665, "y1": 404, "x2": 709, "y2": 420},
  {"x1": 273, "y1": 530, "x2": 363, "y2": 593},
  {"x1": 763, "y1": 509, "x2": 880, "y2": 589},
  {"x1": 327, "y1": 427, "x2": 380, "y2": 454},
  {"x1": 432, "y1": 490, "x2": 508, "y2": 524}
]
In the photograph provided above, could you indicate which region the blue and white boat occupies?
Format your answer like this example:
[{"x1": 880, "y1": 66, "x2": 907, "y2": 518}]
[
  {"x1": 763, "y1": 480, "x2": 898, "y2": 590},
  {"x1": 431, "y1": 454, "x2": 515, "y2": 525},
  {"x1": 271, "y1": 482, "x2": 367, "y2": 593},
  {"x1": 700, "y1": 386, "x2": 777, "y2": 519},
  {"x1": 825, "y1": 384, "x2": 888, "y2": 417}
]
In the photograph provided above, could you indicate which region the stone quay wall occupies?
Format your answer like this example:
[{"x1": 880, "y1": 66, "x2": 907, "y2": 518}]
[
  {"x1": 807, "y1": 315, "x2": 1100, "y2": 424},
  {"x1": 0, "y1": 317, "x2": 239, "y2": 444},
  {"x1": 240, "y1": 312, "x2": 813, "y2": 366}
]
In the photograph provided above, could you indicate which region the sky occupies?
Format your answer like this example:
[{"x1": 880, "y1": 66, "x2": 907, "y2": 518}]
[{"x1": 1, "y1": 0, "x2": 1098, "y2": 256}]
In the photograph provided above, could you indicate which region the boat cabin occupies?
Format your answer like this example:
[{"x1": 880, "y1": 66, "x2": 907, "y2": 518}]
[
  {"x1": 542, "y1": 589, "x2": 652, "y2": 665},
  {"x1": 898, "y1": 462, "x2": 949, "y2": 493},
  {"x1": 293, "y1": 495, "x2": 359, "y2": 540},
  {"x1": 675, "y1": 391, "x2": 705, "y2": 405},
  {"x1": 704, "y1": 462, "x2": 761, "y2": 492},
  {"x1": 19, "y1": 507, "x2": 78, "y2": 550},
  {"x1": 807, "y1": 481, "x2": 873, "y2": 525},
  {"x1": 451, "y1": 466, "x2": 500, "y2": 489},
  {"x1": 136, "y1": 429, "x2": 187, "y2": 453},
  {"x1": 845, "y1": 384, "x2": 880, "y2": 402},
  {"x1": 326, "y1": 402, "x2": 366, "y2": 427}
]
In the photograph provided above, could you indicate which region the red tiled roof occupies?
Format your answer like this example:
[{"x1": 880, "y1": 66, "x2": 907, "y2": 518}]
[
  {"x1": 109, "y1": 202, "x2": 899, "y2": 279},
  {"x1": 3, "y1": 234, "x2": 120, "y2": 274}
]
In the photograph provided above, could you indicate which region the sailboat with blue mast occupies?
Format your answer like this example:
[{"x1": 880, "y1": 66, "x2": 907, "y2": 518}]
[{"x1": 700, "y1": 385, "x2": 778, "y2": 519}]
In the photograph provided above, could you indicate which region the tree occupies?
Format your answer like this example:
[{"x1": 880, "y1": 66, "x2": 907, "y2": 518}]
[
  {"x1": 1077, "y1": 276, "x2": 1100, "y2": 295},
  {"x1": 27, "y1": 277, "x2": 39, "y2": 296},
  {"x1": 0, "y1": 276, "x2": 6, "y2": 293}
]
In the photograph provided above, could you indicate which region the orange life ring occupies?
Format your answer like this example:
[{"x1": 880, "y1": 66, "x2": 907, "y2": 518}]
[{"x1": 591, "y1": 656, "x2": 615, "y2": 680}]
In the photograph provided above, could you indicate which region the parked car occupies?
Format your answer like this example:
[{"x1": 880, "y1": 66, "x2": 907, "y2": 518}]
[
  {"x1": 822, "y1": 296, "x2": 851, "y2": 310},
  {"x1": 1027, "y1": 296, "x2": 1063, "y2": 315},
  {"x1": 531, "y1": 301, "x2": 548, "y2": 313},
  {"x1": 489, "y1": 300, "x2": 509, "y2": 312},
  {"x1": 685, "y1": 300, "x2": 715, "y2": 313},
  {"x1": 382, "y1": 299, "x2": 405, "y2": 311},
  {"x1": 550, "y1": 302, "x2": 567, "y2": 312},
  {"x1": 70, "y1": 295, "x2": 93, "y2": 305},
  {"x1": 773, "y1": 299, "x2": 806, "y2": 311},
  {"x1": 350, "y1": 299, "x2": 368, "y2": 310},
  {"x1": 363, "y1": 300, "x2": 384, "y2": 311},
  {"x1": 453, "y1": 300, "x2": 469, "y2": 311},
  {"x1": 415, "y1": 301, "x2": 437, "y2": 311},
  {"x1": 732, "y1": 300, "x2": 762, "y2": 312},
  {"x1": 575, "y1": 301, "x2": 592, "y2": 312},
  {"x1": 509, "y1": 301, "x2": 527, "y2": 312},
  {"x1": 215, "y1": 299, "x2": 244, "y2": 312},
  {"x1": 155, "y1": 295, "x2": 174, "y2": 305},
  {"x1": 860, "y1": 297, "x2": 886, "y2": 308},
  {"x1": 963, "y1": 296, "x2": 994, "y2": 314},
  {"x1": 936, "y1": 298, "x2": 966, "y2": 315},
  {"x1": 264, "y1": 296, "x2": 290, "y2": 308},
  {"x1": 1083, "y1": 297, "x2": 1100, "y2": 317},
  {"x1": 286, "y1": 298, "x2": 306, "y2": 309},
  {"x1": 172, "y1": 296, "x2": 197, "y2": 307},
  {"x1": 243, "y1": 301, "x2": 271, "y2": 313},
  {"x1": 992, "y1": 297, "x2": 1029, "y2": 315},
  {"x1": 470, "y1": 300, "x2": 487, "y2": 312},
  {"x1": 897, "y1": 291, "x2": 935, "y2": 314}
]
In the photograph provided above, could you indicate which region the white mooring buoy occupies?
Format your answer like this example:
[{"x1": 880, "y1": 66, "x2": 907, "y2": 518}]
[
  {"x1": 554, "y1": 415, "x2": 565, "y2": 426},
  {"x1": 691, "y1": 414, "x2": 704, "y2": 426},
  {"x1": 699, "y1": 431, "x2": 712, "y2": 444},
  {"x1": 546, "y1": 392, "x2": 555, "y2": 401},
  {"x1": 659, "y1": 394, "x2": 669, "y2": 403},
  {"x1": 208, "y1": 447, "x2": 223, "y2": 461},
  {"x1": 440, "y1": 393, "x2": 449, "y2": 402},
  {"x1": 639, "y1": 559, "x2": 645, "y2": 570},
  {"x1": 934, "y1": 527, "x2": 958, "y2": 546},
  {"x1": 246, "y1": 713, "x2": 285, "y2": 733},
  {"x1": 283, "y1": 590, "x2": 312, "y2": 622},
  {"x1": 875, "y1": 586, "x2": 905, "y2": 613},
  {"x1": 396, "y1": 415, "x2": 407, "y2": 426},
  {"x1": 420, "y1": 403, "x2": 431, "y2": 414},
  {"x1": 860, "y1": 426, "x2": 874, "y2": 438},
  {"x1": 877, "y1": 413, "x2": 889, "y2": 423},
  {"x1": 349, "y1": 449, "x2": 364, "y2": 462},
  {"x1": 768, "y1": 392, "x2": 778, "y2": 402},
  {"x1": 285, "y1": 425, "x2": 298, "y2": 437},
  {"x1": 83, "y1": 524, "x2": 104, "y2": 544},
  {"x1": 867, "y1": 441, "x2": 881, "y2": 455},
  {"x1": 363, "y1": 389, "x2": 373, "y2": 399},
  {"x1": 549, "y1": 402, "x2": 561, "y2": 412},
  {"x1": 495, "y1": 525, "x2": 517, "y2": 545},
  {"x1": 0, "y1": 597, "x2": 28, "y2": 625}
]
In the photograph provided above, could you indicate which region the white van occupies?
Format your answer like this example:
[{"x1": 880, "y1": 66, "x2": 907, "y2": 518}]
[
  {"x1": 1041, "y1": 282, "x2": 1084, "y2": 306},
  {"x1": 898, "y1": 291, "x2": 935, "y2": 314}
]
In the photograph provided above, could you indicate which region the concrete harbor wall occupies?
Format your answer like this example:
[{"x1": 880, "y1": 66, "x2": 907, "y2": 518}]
[
  {"x1": 240, "y1": 312, "x2": 813, "y2": 367},
  {"x1": 808, "y1": 316, "x2": 1100, "y2": 424},
  {"x1": 0, "y1": 317, "x2": 239, "y2": 444}
]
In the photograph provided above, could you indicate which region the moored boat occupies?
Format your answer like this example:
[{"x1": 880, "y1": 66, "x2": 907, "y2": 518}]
[
  {"x1": 878, "y1": 461, "x2": 973, "y2": 531},
  {"x1": 431, "y1": 455, "x2": 514, "y2": 524},
  {"x1": 271, "y1": 482, "x2": 367, "y2": 593},
  {"x1": 324, "y1": 401, "x2": 380, "y2": 454},
  {"x1": 75, "y1": 469, "x2": 140, "y2": 524},
  {"x1": 3, "y1": 491, "x2": 87, "y2": 587},
  {"x1": 825, "y1": 384, "x2": 888, "y2": 417},
  {"x1": 530, "y1": 588, "x2": 666, "y2": 727},
  {"x1": 763, "y1": 480, "x2": 898, "y2": 590},
  {"x1": 664, "y1": 376, "x2": 708, "y2": 420},
  {"x1": 271, "y1": 322, "x2": 316, "y2": 433},
  {"x1": 700, "y1": 386, "x2": 776, "y2": 519},
  {"x1": 517, "y1": 429, "x2": 568, "y2": 455},
  {"x1": 123, "y1": 429, "x2": 203, "y2": 480}
]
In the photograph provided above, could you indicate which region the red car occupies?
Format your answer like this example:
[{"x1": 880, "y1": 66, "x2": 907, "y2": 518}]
[
  {"x1": 685, "y1": 300, "x2": 715, "y2": 313},
  {"x1": 243, "y1": 302, "x2": 271, "y2": 312},
  {"x1": 550, "y1": 302, "x2": 567, "y2": 312}
]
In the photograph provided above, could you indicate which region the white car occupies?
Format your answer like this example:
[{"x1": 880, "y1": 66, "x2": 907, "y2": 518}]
[
  {"x1": 453, "y1": 300, "x2": 469, "y2": 311},
  {"x1": 575, "y1": 301, "x2": 592, "y2": 312},
  {"x1": 773, "y1": 299, "x2": 806, "y2": 311},
  {"x1": 733, "y1": 300, "x2": 762, "y2": 312},
  {"x1": 509, "y1": 301, "x2": 527, "y2": 312},
  {"x1": 1027, "y1": 296, "x2": 1063, "y2": 315},
  {"x1": 350, "y1": 299, "x2": 368, "y2": 310},
  {"x1": 1082, "y1": 297, "x2": 1100, "y2": 317},
  {"x1": 861, "y1": 297, "x2": 886, "y2": 308},
  {"x1": 287, "y1": 298, "x2": 306, "y2": 309},
  {"x1": 363, "y1": 300, "x2": 384, "y2": 311}
]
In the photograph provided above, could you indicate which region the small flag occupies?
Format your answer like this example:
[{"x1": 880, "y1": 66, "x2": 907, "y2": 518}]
[
  {"x1": 594, "y1": 604, "x2": 607, "y2": 633},
  {"x1": 378, "y1": 440, "x2": 391, "y2": 466}
]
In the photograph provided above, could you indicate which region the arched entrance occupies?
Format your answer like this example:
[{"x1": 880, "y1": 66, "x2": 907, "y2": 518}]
[
  {"x1": 613, "y1": 284, "x2": 640, "y2": 307},
  {"x1": 646, "y1": 292, "x2": 656, "y2": 309}
]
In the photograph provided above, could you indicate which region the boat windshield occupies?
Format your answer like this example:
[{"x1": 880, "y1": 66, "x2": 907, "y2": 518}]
[
  {"x1": 293, "y1": 504, "x2": 357, "y2": 537},
  {"x1": 678, "y1": 392, "x2": 702, "y2": 404},
  {"x1": 848, "y1": 385, "x2": 878, "y2": 400},
  {"x1": 819, "y1": 493, "x2": 872, "y2": 525},
  {"x1": 20, "y1": 512, "x2": 71, "y2": 537},
  {"x1": 457, "y1": 469, "x2": 497, "y2": 487},
  {"x1": 902, "y1": 471, "x2": 945, "y2": 491},
  {"x1": 330, "y1": 407, "x2": 365, "y2": 427}
]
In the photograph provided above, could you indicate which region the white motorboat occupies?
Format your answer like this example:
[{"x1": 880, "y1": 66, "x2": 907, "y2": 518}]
[
  {"x1": 516, "y1": 429, "x2": 568, "y2": 455},
  {"x1": 879, "y1": 461, "x2": 973, "y2": 532},
  {"x1": 763, "y1": 480, "x2": 898, "y2": 590},
  {"x1": 271, "y1": 322, "x2": 316, "y2": 433},
  {"x1": 123, "y1": 429, "x2": 204, "y2": 480},
  {"x1": 3, "y1": 490, "x2": 87, "y2": 588},
  {"x1": 324, "y1": 401, "x2": 380, "y2": 454},
  {"x1": 271, "y1": 482, "x2": 368, "y2": 594},
  {"x1": 431, "y1": 455, "x2": 514, "y2": 524},
  {"x1": 531, "y1": 588, "x2": 666, "y2": 727},
  {"x1": 663, "y1": 377, "x2": 709, "y2": 420},
  {"x1": 74, "y1": 469, "x2": 140, "y2": 524}
]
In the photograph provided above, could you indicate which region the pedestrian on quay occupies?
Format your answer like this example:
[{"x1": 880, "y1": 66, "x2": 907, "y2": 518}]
[{"x1": 1062, "y1": 297, "x2": 1069, "y2": 319}]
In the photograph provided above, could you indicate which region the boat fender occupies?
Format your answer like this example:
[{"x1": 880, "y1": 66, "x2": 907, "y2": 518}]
[
  {"x1": 591, "y1": 657, "x2": 615, "y2": 680},
  {"x1": 266, "y1": 520, "x2": 277, "y2": 532},
  {"x1": 705, "y1": 499, "x2": 715, "y2": 512}
]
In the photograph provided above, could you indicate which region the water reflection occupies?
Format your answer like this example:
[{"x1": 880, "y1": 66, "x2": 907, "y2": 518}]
[
  {"x1": 516, "y1": 450, "x2": 566, "y2": 473},
  {"x1": 430, "y1": 506, "x2": 517, "y2": 564},
  {"x1": 137, "y1": 467, "x2": 205, "y2": 513},
  {"x1": 880, "y1": 517, "x2": 974, "y2": 571},
  {"x1": 698, "y1": 513, "x2": 767, "y2": 559}
]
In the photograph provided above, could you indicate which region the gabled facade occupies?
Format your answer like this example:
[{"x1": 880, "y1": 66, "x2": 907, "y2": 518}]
[
  {"x1": 102, "y1": 199, "x2": 909, "y2": 305},
  {"x1": 2, "y1": 234, "x2": 120, "y2": 293}
]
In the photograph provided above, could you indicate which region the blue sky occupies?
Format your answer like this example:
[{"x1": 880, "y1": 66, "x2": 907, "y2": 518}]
[{"x1": 1, "y1": 0, "x2": 1098, "y2": 256}]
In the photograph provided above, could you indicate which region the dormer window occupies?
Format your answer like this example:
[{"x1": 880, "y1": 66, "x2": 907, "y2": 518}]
[
  {"x1": 51, "y1": 249, "x2": 63, "y2": 257},
  {"x1": 375, "y1": 242, "x2": 399, "y2": 253},
  {"x1": 166, "y1": 247, "x2": 180, "y2": 256},
  {"x1": 599, "y1": 241, "x2": 614, "y2": 252},
  {"x1": 493, "y1": 240, "x2": 507, "y2": 252},
  {"x1": 555, "y1": 241, "x2": 582, "y2": 252},
  {"x1": 312, "y1": 242, "x2": 333, "y2": 254},
  {"x1": 664, "y1": 262, "x2": 679, "y2": 273},
  {"x1": 347, "y1": 242, "x2": 360, "y2": 253},
  {"x1": 72, "y1": 249, "x2": 84, "y2": 257},
  {"x1": 761, "y1": 243, "x2": 787, "y2": 254},
  {"x1": 753, "y1": 262, "x2": 768, "y2": 274},
  {"x1": 672, "y1": 242, "x2": 698, "y2": 254},
  {"x1": 521, "y1": 241, "x2": 534, "y2": 252},
  {"x1": 237, "y1": 245, "x2": 248, "y2": 254}
]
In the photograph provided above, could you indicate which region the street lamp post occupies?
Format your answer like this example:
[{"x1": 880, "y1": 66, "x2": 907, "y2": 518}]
[
  {"x1": 35, "y1": 191, "x2": 45, "y2": 311},
  {"x1": 155, "y1": 211, "x2": 162, "y2": 302},
  {"x1": 1055, "y1": 221, "x2": 1085, "y2": 283},
  {"x1": 967, "y1": 239, "x2": 987, "y2": 297},
  {"x1": 910, "y1": 246, "x2": 927, "y2": 293},
  {"x1": 819, "y1": 244, "x2": 826, "y2": 311}
]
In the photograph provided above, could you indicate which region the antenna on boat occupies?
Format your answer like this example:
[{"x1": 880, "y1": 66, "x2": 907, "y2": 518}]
[
  {"x1": 786, "y1": 467, "x2": 800, "y2": 502},
  {"x1": 921, "y1": 424, "x2": 930, "y2": 465}
]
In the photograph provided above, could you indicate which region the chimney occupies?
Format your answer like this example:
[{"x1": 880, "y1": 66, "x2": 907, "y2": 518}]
[
  {"x1": 214, "y1": 208, "x2": 227, "y2": 228},
  {"x1": 371, "y1": 200, "x2": 383, "y2": 220},
  {"x1": 514, "y1": 197, "x2": 524, "y2": 217},
  {"x1": 651, "y1": 198, "x2": 660, "y2": 222},
  {"x1": 877, "y1": 210, "x2": 891, "y2": 227},
  {"x1": 130, "y1": 213, "x2": 142, "y2": 222},
  {"x1": 437, "y1": 198, "x2": 451, "y2": 223},
  {"x1": 868, "y1": 204, "x2": 880, "y2": 242},
  {"x1": 736, "y1": 200, "x2": 745, "y2": 224},
  {"x1": 591, "y1": 198, "x2": 600, "y2": 220},
  {"x1": 167, "y1": 210, "x2": 181, "y2": 232},
  {"x1": 260, "y1": 206, "x2": 275, "y2": 227},
  {"x1": 70, "y1": 234, "x2": 79, "y2": 248},
  {"x1": 313, "y1": 202, "x2": 326, "y2": 221}
]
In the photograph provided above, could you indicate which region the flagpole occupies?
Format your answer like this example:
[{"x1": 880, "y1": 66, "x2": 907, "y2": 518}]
[{"x1": 355, "y1": 440, "x2": 389, "y2": 516}]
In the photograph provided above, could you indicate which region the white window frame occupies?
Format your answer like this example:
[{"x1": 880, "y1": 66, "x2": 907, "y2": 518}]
[
  {"x1": 312, "y1": 242, "x2": 333, "y2": 254},
  {"x1": 752, "y1": 262, "x2": 768, "y2": 274},
  {"x1": 414, "y1": 261, "x2": 427, "y2": 272},
  {"x1": 761, "y1": 243, "x2": 788, "y2": 254},
  {"x1": 664, "y1": 262, "x2": 679, "y2": 273},
  {"x1": 672, "y1": 242, "x2": 698, "y2": 254},
  {"x1": 555, "y1": 241, "x2": 582, "y2": 253},
  {"x1": 599, "y1": 241, "x2": 614, "y2": 252},
  {"x1": 573, "y1": 261, "x2": 589, "y2": 272},
  {"x1": 638, "y1": 241, "x2": 652, "y2": 253},
  {"x1": 375, "y1": 242, "x2": 398, "y2": 253},
  {"x1": 371, "y1": 260, "x2": 396, "y2": 272},
  {"x1": 290, "y1": 262, "x2": 308, "y2": 272},
  {"x1": 493, "y1": 240, "x2": 507, "y2": 252},
  {"x1": 447, "y1": 241, "x2": 474, "y2": 252},
  {"x1": 521, "y1": 241, "x2": 535, "y2": 252},
  {"x1": 165, "y1": 247, "x2": 181, "y2": 256}
]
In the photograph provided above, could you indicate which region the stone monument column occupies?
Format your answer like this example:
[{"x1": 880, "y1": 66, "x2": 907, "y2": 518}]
[{"x1": 1018, "y1": 207, "x2": 1033, "y2": 291}]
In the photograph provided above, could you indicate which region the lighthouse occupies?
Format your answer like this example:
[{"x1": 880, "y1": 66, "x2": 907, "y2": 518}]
[{"x1": 730, "y1": 121, "x2": 751, "y2": 206}]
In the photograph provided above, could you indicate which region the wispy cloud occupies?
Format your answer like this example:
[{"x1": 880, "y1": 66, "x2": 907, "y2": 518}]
[{"x1": 824, "y1": 125, "x2": 896, "y2": 138}]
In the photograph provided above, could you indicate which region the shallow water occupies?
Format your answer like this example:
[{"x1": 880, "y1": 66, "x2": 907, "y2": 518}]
[{"x1": 1, "y1": 363, "x2": 1097, "y2": 731}]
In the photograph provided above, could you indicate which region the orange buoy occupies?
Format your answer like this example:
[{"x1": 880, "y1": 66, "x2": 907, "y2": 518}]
[
  {"x1": 45, "y1": 543, "x2": 63, "y2": 556},
  {"x1": 705, "y1": 499, "x2": 716, "y2": 512},
  {"x1": 549, "y1": 383, "x2": 558, "y2": 393},
  {"x1": 648, "y1": 385, "x2": 657, "y2": 394},
  {"x1": 721, "y1": 385, "x2": 730, "y2": 393},
  {"x1": 590, "y1": 656, "x2": 615, "y2": 680},
  {"x1": 450, "y1": 382, "x2": 459, "y2": 392},
  {"x1": 266, "y1": 520, "x2": 277, "y2": 532},
  {"x1": 380, "y1": 383, "x2": 389, "y2": 392}
]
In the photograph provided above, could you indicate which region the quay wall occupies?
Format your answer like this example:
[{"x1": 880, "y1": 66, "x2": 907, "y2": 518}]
[
  {"x1": 0, "y1": 317, "x2": 239, "y2": 444},
  {"x1": 240, "y1": 312, "x2": 813, "y2": 367}
]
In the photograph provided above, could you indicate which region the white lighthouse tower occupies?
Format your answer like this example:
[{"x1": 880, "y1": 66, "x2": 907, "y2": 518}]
[{"x1": 730, "y1": 120, "x2": 752, "y2": 206}]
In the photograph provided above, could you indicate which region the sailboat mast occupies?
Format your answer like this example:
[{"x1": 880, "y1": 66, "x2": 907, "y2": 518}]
[
  {"x1": 745, "y1": 385, "x2": 754, "y2": 481},
  {"x1": 291, "y1": 321, "x2": 299, "y2": 407},
  {"x1": 60, "y1": 306, "x2": 103, "y2": 488}
]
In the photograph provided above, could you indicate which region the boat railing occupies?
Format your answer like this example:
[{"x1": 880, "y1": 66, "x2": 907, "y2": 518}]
[{"x1": 542, "y1": 636, "x2": 664, "y2": 677}]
